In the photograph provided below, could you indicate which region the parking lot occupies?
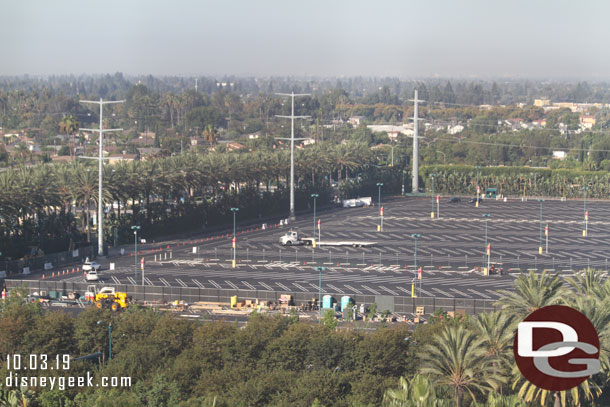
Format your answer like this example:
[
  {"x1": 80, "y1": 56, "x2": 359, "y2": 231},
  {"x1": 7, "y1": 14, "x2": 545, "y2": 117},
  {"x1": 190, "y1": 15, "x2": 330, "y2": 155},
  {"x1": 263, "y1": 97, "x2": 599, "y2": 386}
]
[{"x1": 22, "y1": 196, "x2": 610, "y2": 300}]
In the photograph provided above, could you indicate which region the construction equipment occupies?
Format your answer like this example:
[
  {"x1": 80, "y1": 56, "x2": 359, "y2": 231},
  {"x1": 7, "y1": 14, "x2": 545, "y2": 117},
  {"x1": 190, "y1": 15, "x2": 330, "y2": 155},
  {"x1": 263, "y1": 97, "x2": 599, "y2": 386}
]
[{"x1": 92, "y1": 287, "x2": 129, "y2": 311}]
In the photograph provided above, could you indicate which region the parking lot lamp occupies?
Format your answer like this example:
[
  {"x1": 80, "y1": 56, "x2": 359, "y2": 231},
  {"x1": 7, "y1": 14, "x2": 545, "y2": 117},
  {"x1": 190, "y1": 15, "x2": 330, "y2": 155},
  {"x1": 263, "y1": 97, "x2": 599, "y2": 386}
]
[
  {"x1": 482, "y1": 214, "x2": 491, "y2": 275},
  {"x1": 411, "y1": 233, "x2": 421, "y2": 296},
  {"x1": 583, "y1": 186, "x2": 589, "y2": 237},
  {"x1": 430, "y1": 173, "x2": 436, "y2": 218},
  {"x1": 376, "y1": 183, "x2": 383, "y2": 232},
  {"x1": 311, "y1": 194, "x2": 319, "y2": 245},
  {"x1": 537, "y1": 199, "x2": 544, "y2": 254},
  {"x1": 97, "y1": 320, "x2": 112, "y2": 361},
  {"x1": 231, "y1": 208, "x2": 239, "y2": 268},
  {"x1": 315, "y1": 266, "x2": 326, "y2": 323},
  {"x1": 131, "y1": 226, "x2": 140, "y2": 284},
  {"x1": 475, "y1": 166, "x2": 481, "y2": 207}
]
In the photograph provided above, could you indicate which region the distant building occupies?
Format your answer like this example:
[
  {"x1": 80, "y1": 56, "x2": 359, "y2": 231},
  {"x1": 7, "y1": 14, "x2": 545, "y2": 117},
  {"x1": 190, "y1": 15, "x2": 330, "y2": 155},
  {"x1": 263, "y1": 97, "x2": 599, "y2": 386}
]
[
  {"x1": 190, "y1": 137, "x2": 205, "y2": 146},
  {"x1": 552, "y1": 151, "x2": 567, "y2": 160},
  {"x1": 367, "y1": 124, "x2": 414, "y2": 138},
  {"x1": 348, "y1": 116, "x2": 365, "y2": 126},
  {"x1": 107, "y1": 153, "x2": 137, "y2": 164},
  {"x1": 553, "y1": 102, "x2": 577, "y2": 112},
  {"x1": 137, "y1": 147, "x2": 162, "y2": 160},
  {"x1": 139, "y1": 131, "x2": 155, "y2": 139},
  {"x1": 226, "y1": 142, "x2": 246, "y2": 152},
  {"x1": 532, "y1": 119, "x2": 547, "y2": 127},
  {"x1": 447, "y1": 125, "x2": 464, "y2": 135},
  {"x1": 580, "y1": 115, "x2": 596, "y2": 129},
  {"x1": 534, "y1": 98, "x2": 550, "y2": 107}
]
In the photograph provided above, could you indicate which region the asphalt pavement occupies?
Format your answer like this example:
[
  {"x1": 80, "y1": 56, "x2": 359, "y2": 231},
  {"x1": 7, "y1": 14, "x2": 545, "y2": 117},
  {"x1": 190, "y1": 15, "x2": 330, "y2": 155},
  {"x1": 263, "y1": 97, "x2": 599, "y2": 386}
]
[{"x1": 20, "y1": 196, "x2": 610, "y2": 300}]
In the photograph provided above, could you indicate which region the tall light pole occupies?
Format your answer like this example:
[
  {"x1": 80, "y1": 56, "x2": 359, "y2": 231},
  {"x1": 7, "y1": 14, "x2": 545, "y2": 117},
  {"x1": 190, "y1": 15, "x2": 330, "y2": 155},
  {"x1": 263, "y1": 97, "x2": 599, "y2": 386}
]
[
  {"x1": 483, "y1": 214, "x2": 491, "y2": 275},
  {"x1": 583, "y1": 186, "x2": 589, "y2": 237},
  {"x1": 97, "y1": 320, "x2": 112, "y2": 361},
  {"x1": 430, "y1": 173, "x2": 436, "y2": 218},
  {"x1": 275, "y1": 92, "x2": 310, "y2": 221},
  {"x1": 376, "y1": 183, "x2": 384, "y2": 232},
  {"x1": 315, "y1": 266, "x2": 326, "y2": 323},
  {"x1": 80, "y1": 99, "x2": 124, "y2": 257},
  {"x1": 411, "y1": 233, "x2": 421, "y2": 297},
  {"x1": 131, "y1": 226, "x2": 140, "y2": 284},
  {"x1": 409, "y1": 90, "x2": 424, "y2": 193},
  {"x1": 231, "y1": 208, "x2": 239, "y2": 268},
  {"x1": 537, "y1": 199, "x2": 544, "y2": 255},
  {"x1": 311, "y1": 194, "x2": 319, "y2": 245},
  {"x1": 475, "y1": 165, "x2": 481, "y2": 208}
]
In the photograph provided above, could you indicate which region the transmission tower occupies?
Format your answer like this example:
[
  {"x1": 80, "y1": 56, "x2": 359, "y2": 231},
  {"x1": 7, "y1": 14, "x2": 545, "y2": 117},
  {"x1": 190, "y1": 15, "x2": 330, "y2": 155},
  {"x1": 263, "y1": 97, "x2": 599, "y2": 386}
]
[
  {"x1": 275, "y1": 92, "x2": 310, "y2": 221},
  {"x1": 79, "y1": 98, "x2": 125, "y2": 257}
]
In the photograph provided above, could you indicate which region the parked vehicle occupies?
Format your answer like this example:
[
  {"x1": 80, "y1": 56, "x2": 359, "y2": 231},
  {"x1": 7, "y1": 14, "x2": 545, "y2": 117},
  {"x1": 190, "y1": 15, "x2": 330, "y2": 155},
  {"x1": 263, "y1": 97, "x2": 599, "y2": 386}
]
[
  {"x1": 82, "y1": 258, "x2": 101, "y2": 272},
  {"x1": 448, "y1": 197, "x2": 460, "y2": 203},
  {"x1": 279, "y1": 230, "x2": 376, "y2": 247},
  {"x1": 342, "y1": 197, "x2": 372, "y2": 208},
  {"x1": 85, "y1": 270, "x2": 99, "y2": 282}
]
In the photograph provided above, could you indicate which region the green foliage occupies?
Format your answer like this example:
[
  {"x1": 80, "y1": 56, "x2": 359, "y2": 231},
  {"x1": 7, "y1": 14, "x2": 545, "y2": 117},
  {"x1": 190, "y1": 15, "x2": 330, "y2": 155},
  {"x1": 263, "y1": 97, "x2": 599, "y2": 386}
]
[{"x1": 322, "y1": 309, "x2": 338, "y2": 330}]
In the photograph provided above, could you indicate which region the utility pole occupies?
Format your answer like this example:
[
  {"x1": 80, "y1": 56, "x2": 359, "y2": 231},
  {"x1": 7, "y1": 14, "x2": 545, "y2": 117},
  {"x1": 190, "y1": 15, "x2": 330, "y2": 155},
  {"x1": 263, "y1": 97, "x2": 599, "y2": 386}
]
[
  {"x1": 409, "y1": 90, "x2": 425, "y2": 193},
  {"x1": 80, "y1": 99, "x2": 125, "y2": 257},
  {"x1": 275, "y1": 92, "x2": 310, "y2": 221}
]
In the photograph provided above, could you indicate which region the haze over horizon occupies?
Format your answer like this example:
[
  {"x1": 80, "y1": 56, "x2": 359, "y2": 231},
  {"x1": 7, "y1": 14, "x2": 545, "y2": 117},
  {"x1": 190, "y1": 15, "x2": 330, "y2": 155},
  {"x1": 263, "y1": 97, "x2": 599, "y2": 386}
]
[{"x1": 2, "y1": 0, "x2": 609, "y2": 80}]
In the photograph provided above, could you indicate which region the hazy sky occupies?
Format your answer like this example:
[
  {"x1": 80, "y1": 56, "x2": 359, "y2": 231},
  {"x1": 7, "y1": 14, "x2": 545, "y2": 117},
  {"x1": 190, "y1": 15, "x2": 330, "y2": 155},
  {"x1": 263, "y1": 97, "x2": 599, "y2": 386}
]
[{"x1": 2, "y1": 0, "x2": 609, "y2": 79}]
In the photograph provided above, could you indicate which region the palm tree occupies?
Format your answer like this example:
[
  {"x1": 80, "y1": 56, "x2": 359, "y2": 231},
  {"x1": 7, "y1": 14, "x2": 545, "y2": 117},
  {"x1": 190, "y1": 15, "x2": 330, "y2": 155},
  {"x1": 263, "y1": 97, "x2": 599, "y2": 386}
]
[
  {"x1": 472, "y1": 311, "x2": 516, "y2": 385},
  {"x1": 382, "y1": 375, "x2": 453, "y2": 407},
  {"x1": 496, "y1": 271, "x2": 566, "y2": 318},
  {"x1": 73, "y1": 166, "x2": 97, "y2": 242},
  {"x1": 485, "y1": 392, "x2": 526, "y2": 407},
  {"x1": 58, "y1": 114, "x2": 79, "y2": 157},
  {"x1": 420, "y1": 324, "x2": 505, "y2": 407}
]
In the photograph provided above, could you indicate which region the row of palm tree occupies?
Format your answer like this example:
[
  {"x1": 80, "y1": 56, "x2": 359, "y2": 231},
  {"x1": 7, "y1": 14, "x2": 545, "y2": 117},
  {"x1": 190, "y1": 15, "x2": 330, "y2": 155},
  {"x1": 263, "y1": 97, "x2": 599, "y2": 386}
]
[
  {"x1": 0, "y1": 141, "x2": 376, "y2": 258},
  {"x1": 422, "y1": 165, "x2": 610, "y2": 198},
  {"x1": 383, "y1": 270, "x2": 610, "y2": 407}
]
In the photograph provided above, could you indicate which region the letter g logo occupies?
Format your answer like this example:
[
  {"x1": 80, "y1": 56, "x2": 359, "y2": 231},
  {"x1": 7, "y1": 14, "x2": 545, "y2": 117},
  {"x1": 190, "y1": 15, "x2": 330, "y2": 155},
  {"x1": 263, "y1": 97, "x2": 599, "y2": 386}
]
[{"x1": 514, "y1": 305, "x2": 600, "y2": 391}]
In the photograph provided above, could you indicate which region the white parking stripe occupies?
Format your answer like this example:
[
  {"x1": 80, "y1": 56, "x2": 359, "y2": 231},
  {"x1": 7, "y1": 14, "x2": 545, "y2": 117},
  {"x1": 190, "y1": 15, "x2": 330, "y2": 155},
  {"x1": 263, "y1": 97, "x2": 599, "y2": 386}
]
[
  {"x1": 225, "y1": 280, "x2": 239, "y2": 289},
  {"x1": 259, "y1": 281, "x2": 273, "y2": 290},
  {"x1": 344, "y1": 284, "x2": 362, "y2": 294},
  {"x1": 326, "y1": 284, "x2": 344, "y2": 294},
  {"x1": 379, "y1": 286, "x2": 398, "y2": 295},
  {"x1": 361, "y1": 285, "x2": 380, "y2": 294},
  {"x1": 192, "y1": 279, "x2": 205, "y2": 288},
  {"x1": 468, "y1": 288, "x2": 491, "y2": 299},
  {"x1": 176, "y1": 278, "x2": 187, "y2": 287},
  {"x1": 293, "y1": 283, "x2": 308, "y2": 292},
  {"x1": 241, "y1": 281, "x2": 256, "y2": 290},
  {"x1": 431, "y1": 287, "x2": 452, "y2": 297},
  {"x1": 276, "y1": 282, "x2": 290, "y2": 291},
  {"x1": 208, "y1": 280, "x2": 222, "y2": 289},
  {"x1": 159, "y1": 278, "x2": 171, "y2": 287}
]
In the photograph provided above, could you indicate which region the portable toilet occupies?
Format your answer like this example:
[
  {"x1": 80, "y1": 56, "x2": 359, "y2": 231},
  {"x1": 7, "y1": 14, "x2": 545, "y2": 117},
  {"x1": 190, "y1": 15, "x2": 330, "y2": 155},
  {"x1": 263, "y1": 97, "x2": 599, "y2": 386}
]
[
  {"x1": 322, "y1": 295, "x2": 335, "y2": 309},
  {"x1": 340, "y1": 296, "x2": 354, "y2": 312},
  {"x1": 485, "y1": 188, "x2": 497, "y2": 199},
  {"x1": 230, "y1": 295, "x2": 238, "y2": 308}
]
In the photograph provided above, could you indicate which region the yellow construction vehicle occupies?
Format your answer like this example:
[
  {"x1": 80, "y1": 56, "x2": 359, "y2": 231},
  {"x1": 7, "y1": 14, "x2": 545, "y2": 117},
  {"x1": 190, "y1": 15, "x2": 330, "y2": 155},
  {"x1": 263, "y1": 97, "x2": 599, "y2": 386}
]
[{"x1": 93, "y1": 287, "x2": 129, "y2": 311}]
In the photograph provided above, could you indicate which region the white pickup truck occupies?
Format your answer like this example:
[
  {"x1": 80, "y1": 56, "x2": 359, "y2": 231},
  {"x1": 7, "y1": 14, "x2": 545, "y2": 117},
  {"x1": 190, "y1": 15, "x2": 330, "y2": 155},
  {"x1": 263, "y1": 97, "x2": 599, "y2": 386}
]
[
  {"x1": 342, "y1": 197, "x2": 372, "y2": 208},
  {"x1": 279, "y1": 230, "x2": 376, "y2": 248}
]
